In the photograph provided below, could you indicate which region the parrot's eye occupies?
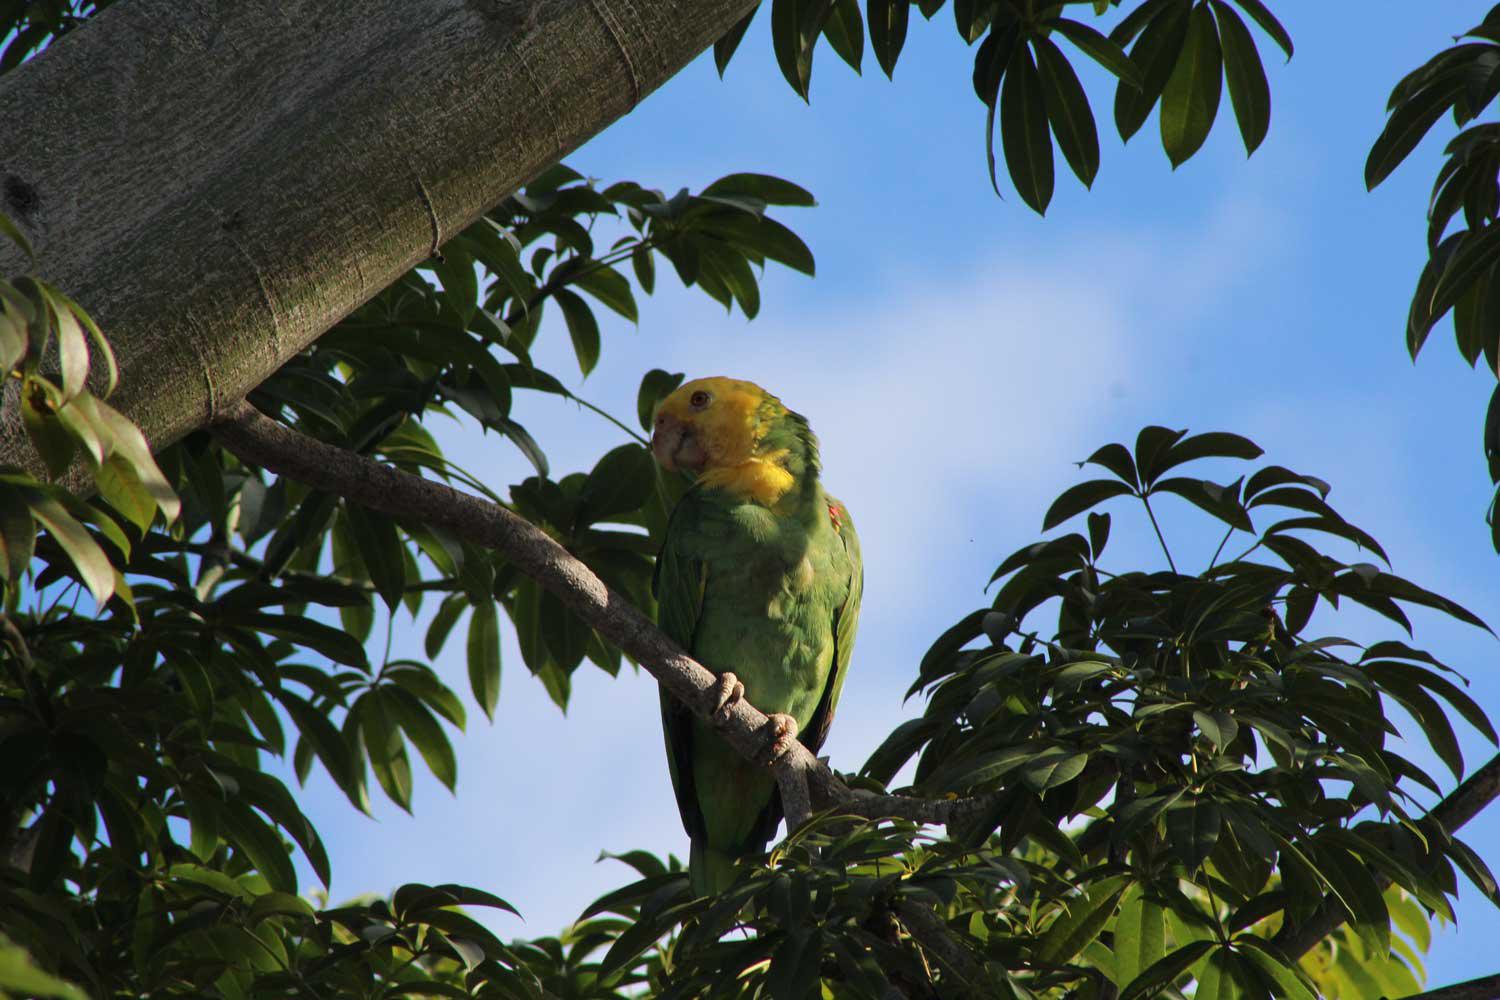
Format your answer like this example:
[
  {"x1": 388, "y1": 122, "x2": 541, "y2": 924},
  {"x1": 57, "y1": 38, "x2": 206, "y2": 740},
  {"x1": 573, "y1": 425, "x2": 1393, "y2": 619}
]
[{"x1": 689, "y1": 390, "x2": 712, "y2": 409}]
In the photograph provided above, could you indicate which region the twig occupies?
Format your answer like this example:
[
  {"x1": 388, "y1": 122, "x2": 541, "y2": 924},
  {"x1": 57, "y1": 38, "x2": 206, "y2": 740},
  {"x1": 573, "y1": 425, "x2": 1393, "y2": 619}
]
[
  {"x1": 210, "y1": 400, "x2": 994, "y2": 830},
  {"x1": 1397, "y1": 972, "x2": 1500, "y2": 1000},
  {"x1": 894, "y1": 899, "x2": 985, "y2": 995}
]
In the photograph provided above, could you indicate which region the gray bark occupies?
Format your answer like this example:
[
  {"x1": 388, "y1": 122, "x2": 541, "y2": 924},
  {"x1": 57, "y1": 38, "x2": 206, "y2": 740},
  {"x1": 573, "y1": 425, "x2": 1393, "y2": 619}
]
[{"x1": 0, "y1": 0, "x2": 756, "y2": 472}]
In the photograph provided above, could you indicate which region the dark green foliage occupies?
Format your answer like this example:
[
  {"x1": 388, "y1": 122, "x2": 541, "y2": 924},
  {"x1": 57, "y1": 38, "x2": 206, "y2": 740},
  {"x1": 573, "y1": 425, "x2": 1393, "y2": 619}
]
[
  {"x1": 0, "y1": 135, "x2": 819, "y2": 993},
  {"x1": 717, "y1": 0, "x2": 1288, "y2": 212},
  {"x1": 0, "y1": 4, "x2": 1489, "y2": 998},
  {"x1": 529, "y1": 429, "x2": 1486, "y2": 998},
  {"x1": 1365, "y1": 4, "x2": 1500, "y2": 553}
]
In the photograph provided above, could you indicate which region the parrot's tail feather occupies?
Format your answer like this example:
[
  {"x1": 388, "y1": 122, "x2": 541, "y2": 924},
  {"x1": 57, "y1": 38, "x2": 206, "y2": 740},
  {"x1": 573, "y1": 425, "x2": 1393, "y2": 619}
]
[{"x1": 689, "y1": 840, "x2": 741, "y2": 898}]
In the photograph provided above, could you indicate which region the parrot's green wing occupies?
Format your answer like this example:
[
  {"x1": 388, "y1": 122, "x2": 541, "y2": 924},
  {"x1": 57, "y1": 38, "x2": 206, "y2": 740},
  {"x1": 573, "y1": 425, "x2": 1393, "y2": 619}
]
[
  {"x1": 652, "y1": 493, "x2": 710, "y2": 847},
  {"x1": 802, "y1": 495, "x2": 863, "y2": 754}
]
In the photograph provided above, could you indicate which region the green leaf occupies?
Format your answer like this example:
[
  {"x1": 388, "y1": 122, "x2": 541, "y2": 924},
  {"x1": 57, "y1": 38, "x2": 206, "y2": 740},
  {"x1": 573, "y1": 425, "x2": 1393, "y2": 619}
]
[
  {"x1": 631, "y1": 242, "x2": 656, "y2": 295},
  {"x1": 499, "y1": 416, "x2": 549, "y2": 478},
  {"x1": 575, "y1": 264, "x2": 638, "y2": 322},
  {"x1": 1051, "y1": 17, "x2": 1144, "y2": 87},
  {"x1": 554, "y1": 288, "x2": 601, "y2": 376},
  {"x1": 0, "y1": 311, "x2": 24, "y2": 375},
  {"x1": 95, "y1": 454, "x2": 157, "y2": 533},
  {"x1": 1115, "y1": 1, "x2": 1191, "y2": 143},
  {"x1": 1113, "y1": 885, "x2": 1167, "y2": 989},
  {"x1": 1160, "y1": 3, "x2": 1222, "y2": 167},
  {"x1": 248, "y1": 891, "x2": 316, "y2": 924},
  {"x1": 1035, "y1": 35, "x2": 1101, "y2": 187},
  {"x1": 1022, "y1": 748, "x2": 1088, "y2": 790},
  {"x1": 219, "y1": 799, "x2": 298, "y2": 892},
  {"x1": 385, "y1": 685, "x2": 458, "y2": 791},
  {"x1": 1366, "y1": 74, "x2": 1463, "y2": 189},
  {"x1": 236, "y1": 612, "x2": 368, "y2": 668},
  {"x1": 432, "y1": 250, "x2": 479, "y2": 326},
  {"x1": 714, "y1": 4, "x2": 758, "y2": 76},
  {"x1": 1231, "y1": 0, "x2": 1292, "y2": 60},
  {"x1": 0, "y1": 210, "x2": 34, "y2": 259},
  {"x1": 580, "y1": 444, "x2": 656, "y2": 525},
  {"x1": 1211, "y1": 1, "x2": 1270, "y2": 154},
  {"x1": 823, "y1": 0, "x2": 863, "y2": 73},
  {"x1": 702, "y1": 170, "x2": 822, "y2": 206},
  {"x1": 73, "y1": 394, "x2": 180, "y2": 521},
  {"x1": 21, "y1": 377, "x2": 74, "y2": 479},
  {"x1": 0, "y1": 485, "x2": 35, "y2": 582},
  {"x1": 1192, "y1": 708, "x2": 1238, "y2": 750},
  {"x1": 29, "y1": 494, "x2": 113, "y2": 605},
  {"x1": 1237, "y1": 939, "x2": 1316, "y2": 1000},
  {"x1": 276, "y1": 689, "x2": 367, "y2": 813},
  {"x1": 709, "y1": 214, "x2": 817, "y2": 275},
  {"x1": 1119, "y1": 939, "x2": 1215, "y2": 1000},
  {"x1": 1002, "y1": 40, "x2": 1055, "y2": 214},
  {"x1": 357, "y1": 690, "x2": 414, "y2": 812},
  {"x1": 868, "y1": 0, "x2": 910, "y2": 78},
  {"x1": 1036, "y1": 874, "x2": 1132, "y2": 965},
  {"x1": 1043, "y1": 479, "x2": 1134, "y2": 530},
  {"x1": 467, "y1": 601, "x2": 502, "y2": 720},
  {"x1": 49, "y1": 293, "x2": 90, "y2": 402},
  {"x1": 345, "y1": 505, "x2": 406, "y2": 612},
  {"x1": 772, "y1": 0, "x2": 822, "y2": 100},
  {"x1": 635, "y1": 370, "x2": 684, "y2": 438},
  {"x1": 1430, "y1": 224, "x2": 1500, "y2": 327},
  {"x1": 1084, "y1": 441, "x2": 1140, "y2": 486},
  {"x1": 0, "y1": 938, "x2": 87, "y2": 999},
  {"x1": 426, "y1": 593, "x2": 468, "y2": 659},
  {"x1": 1166, "y1": 798, "x2": 1221, "y2": 875}
]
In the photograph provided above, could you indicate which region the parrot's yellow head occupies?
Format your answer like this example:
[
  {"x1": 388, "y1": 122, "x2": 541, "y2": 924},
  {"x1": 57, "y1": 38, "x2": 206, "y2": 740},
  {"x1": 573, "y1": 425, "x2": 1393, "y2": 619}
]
[{"x1": 650, "y1": 376, "x2": 800, "y2": 504}]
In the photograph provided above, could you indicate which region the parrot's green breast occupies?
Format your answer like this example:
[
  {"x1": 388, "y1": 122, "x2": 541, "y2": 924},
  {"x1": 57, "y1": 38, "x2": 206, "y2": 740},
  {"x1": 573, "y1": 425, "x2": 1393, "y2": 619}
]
[{"x1": 656, "y1": 477, "x2": 862, "y2": 896}]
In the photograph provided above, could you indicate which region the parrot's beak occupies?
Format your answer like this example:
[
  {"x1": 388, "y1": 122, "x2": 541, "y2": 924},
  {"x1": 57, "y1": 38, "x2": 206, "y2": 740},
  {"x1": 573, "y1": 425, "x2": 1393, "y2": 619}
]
[{"x1": 652, "y1": 414, "x2": 707, "y2": 473}]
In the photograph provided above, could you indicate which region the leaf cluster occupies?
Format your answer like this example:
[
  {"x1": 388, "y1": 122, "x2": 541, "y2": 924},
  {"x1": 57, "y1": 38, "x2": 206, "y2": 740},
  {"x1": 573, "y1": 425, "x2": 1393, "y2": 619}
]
[
  {"x1": 467, "y1": 430, "x2": 1493, "y2": 1000},
  {"x1": 1365, "y1": 5, "x2": 1500, "y2": 554},
  {"x1": 717, "y1": 0, "x2": 1290, "y2": 213}
]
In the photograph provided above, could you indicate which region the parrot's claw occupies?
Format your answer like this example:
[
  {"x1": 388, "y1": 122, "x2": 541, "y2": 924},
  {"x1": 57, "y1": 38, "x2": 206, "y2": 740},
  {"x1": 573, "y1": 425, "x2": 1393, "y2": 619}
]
[
  {"x1": 711, "y1": 672, "x2": 745, "y2": 726},
  {"x1": 758, "y1": 713, "x2": 800, "y2": 765}
]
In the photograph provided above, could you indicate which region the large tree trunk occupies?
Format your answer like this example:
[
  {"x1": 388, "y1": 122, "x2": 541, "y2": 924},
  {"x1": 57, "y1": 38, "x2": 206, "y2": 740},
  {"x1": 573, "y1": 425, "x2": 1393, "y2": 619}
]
[{"x1": 0, "y1": 0, "x2": 755, "y2": 472}]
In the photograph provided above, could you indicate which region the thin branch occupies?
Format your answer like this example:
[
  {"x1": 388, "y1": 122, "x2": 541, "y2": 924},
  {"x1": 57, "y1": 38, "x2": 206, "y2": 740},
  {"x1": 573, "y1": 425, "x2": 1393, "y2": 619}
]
[
  {"x1": 210, "y1": 400, "x2": 992, "y2": 830},
  {"x1": 1275, "y1": 752, "x2": 1500, "y2": 960},
  {"x1": 1398, "y1": 972, "x2": 1500, "y2": 1000},
  {"x1": 894, "y1": 899, "x2": 985, "y2": 996}
]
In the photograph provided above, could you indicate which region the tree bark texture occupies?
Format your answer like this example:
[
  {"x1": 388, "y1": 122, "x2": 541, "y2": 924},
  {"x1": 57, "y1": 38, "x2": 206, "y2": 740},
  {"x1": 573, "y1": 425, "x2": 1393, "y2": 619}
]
[{"x1": 0, "y1": 0, "x2": 756, "y2": 473}]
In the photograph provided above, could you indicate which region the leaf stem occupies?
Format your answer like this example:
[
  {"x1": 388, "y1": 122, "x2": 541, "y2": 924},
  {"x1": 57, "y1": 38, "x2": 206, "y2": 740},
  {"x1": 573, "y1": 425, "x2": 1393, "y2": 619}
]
[
  {"x1": 564, "y1": 391, "x2": 649, "y2": 445},
  {"x1": 1140, "y1": 492, "x2": 1178, "y2": 573},
  {"x1": 1207, "y1": 524, "x2": 1234, "y2": 571}
]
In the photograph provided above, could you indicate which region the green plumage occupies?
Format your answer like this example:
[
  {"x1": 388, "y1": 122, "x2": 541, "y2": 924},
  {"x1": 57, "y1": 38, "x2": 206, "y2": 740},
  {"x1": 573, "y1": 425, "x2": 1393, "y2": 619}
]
[{"x1": 653, "y1": 400, "x2": 862, "y2": 897}]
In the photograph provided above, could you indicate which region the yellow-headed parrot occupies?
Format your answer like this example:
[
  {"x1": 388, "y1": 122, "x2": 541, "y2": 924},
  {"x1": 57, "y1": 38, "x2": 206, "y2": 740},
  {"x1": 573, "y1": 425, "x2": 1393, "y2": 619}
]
[{"x1": 650, "y1": 376, "x2": 862, "y2": 896}]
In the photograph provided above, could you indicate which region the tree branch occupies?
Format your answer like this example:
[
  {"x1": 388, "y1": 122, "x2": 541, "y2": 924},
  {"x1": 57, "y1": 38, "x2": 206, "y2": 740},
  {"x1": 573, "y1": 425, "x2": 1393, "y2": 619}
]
[
  {"x1": 1397, "y1": 972, "x2": 1500, "y2": 1000},
  {"x1": 210, "y1": 400, "x2": 989, "y2": 831},
  {"x1": 1275, "y1": 752, "x2": 1500, "y2": 959}
]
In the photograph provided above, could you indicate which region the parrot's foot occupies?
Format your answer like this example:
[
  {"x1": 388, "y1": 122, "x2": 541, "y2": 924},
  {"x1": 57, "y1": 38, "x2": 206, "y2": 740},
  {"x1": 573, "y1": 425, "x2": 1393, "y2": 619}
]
[
  {"x1": 711, "y1": 672, "x2": 745, "y2": 726},
  {"x1": 758, "y1": 713, "x2": 800, "y2": 765}
]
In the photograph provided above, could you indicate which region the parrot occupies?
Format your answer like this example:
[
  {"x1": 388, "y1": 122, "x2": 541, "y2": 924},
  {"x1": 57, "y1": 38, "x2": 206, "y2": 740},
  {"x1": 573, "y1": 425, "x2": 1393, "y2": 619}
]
[{"x1": 649, "y1": 376, "x2": 862, "y2": 897}]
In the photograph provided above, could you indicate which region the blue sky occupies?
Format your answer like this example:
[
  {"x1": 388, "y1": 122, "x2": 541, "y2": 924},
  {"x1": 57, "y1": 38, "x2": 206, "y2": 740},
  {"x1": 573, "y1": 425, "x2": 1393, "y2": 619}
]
[{"x1": 281, "y1": 5, "x2": 1500, "y2": 989}]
